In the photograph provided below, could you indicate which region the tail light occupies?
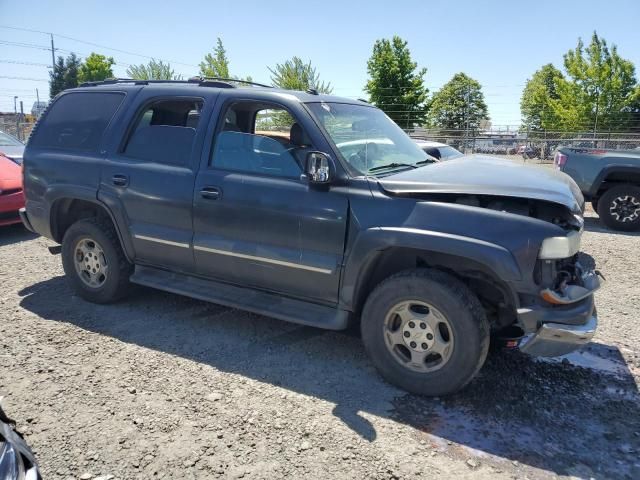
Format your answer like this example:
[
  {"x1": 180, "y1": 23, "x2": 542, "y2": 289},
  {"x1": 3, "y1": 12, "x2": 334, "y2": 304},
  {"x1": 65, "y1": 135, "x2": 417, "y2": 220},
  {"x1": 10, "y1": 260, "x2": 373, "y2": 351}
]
[{"x1": 554, "y1": 152, "x2": 567, "y2": 169}]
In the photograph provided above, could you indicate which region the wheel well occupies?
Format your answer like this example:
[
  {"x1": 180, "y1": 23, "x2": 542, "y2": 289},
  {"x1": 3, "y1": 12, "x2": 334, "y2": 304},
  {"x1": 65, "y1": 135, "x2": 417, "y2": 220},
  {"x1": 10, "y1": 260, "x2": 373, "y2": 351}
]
[
  {"x1": 598, "y1": 171, "x2": 640, "y2": 195},
  {"x1": 356, "y1": 248, "x2": 516, "y2": 329},
  {"x1": 50, "y1": 198, "x2": 114, "y2": 243}
]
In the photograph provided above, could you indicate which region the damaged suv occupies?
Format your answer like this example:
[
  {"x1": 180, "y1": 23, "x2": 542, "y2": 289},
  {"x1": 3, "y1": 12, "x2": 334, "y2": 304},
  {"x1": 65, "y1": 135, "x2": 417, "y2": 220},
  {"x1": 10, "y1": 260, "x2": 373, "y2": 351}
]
[{"x1": 21, "y1": 78, "x2": 600, "y2": 396}]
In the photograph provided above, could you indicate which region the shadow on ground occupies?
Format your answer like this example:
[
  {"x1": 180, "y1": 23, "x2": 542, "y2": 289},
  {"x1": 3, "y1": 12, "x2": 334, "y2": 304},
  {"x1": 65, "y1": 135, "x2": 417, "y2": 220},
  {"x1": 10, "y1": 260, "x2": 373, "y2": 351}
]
[
  {"x1": 18, "y1": 276, "x2": 640, "y2": 479},
  {"x1": 0, "y1": 224, "x2": 38, "y2": 247},
  {"x1": 583, "y1": 216, "x2": 640, "y2": 237}
]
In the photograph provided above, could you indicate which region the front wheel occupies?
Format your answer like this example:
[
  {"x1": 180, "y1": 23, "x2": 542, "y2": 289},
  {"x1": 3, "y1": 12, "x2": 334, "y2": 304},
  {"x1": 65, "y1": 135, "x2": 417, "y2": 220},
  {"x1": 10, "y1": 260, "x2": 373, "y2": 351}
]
[
  {"x1": 597, "y1": 184, "x2": 640, "y2": 231},
  {"x1": 61, "y1": 217, "x2": 133, "y2": 303},
  {"x1": 361, "y1": 269, "x2": 489, "y2": 396}
]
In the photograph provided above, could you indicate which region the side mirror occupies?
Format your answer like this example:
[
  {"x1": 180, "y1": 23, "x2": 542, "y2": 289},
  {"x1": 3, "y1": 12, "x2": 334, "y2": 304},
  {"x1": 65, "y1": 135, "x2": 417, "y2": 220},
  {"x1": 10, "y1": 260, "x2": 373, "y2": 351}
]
[{"x1": 305, "y1": 152, "x2": 333, "y2": 184}]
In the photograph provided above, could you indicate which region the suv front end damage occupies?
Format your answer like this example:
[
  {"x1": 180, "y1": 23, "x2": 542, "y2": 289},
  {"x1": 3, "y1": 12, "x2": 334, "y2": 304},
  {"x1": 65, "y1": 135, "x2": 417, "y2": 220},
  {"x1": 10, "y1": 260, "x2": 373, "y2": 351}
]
[{"x1": 516, "y1": 229, "x2": 603, "y2": 357}]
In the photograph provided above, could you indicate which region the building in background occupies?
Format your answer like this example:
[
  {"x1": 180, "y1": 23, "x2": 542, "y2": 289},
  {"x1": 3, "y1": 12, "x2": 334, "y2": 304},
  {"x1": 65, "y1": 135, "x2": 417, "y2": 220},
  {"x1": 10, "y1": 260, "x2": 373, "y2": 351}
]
[{"x1": 31, "y1": 101, "x2": 48, "y2": 118}]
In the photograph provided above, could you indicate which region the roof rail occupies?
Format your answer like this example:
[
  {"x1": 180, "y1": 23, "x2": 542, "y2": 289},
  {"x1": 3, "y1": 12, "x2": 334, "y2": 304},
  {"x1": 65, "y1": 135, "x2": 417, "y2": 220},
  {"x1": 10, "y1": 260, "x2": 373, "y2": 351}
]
[
  {"x1": 192, "y1": 76, "x2": 273, "y2": 89},
  {"x1": 79, "y1": 77, "x2": 273, "y2": 89},
  {"x1": 79, "y1": 77, "x2": 192, "y2": 87}
]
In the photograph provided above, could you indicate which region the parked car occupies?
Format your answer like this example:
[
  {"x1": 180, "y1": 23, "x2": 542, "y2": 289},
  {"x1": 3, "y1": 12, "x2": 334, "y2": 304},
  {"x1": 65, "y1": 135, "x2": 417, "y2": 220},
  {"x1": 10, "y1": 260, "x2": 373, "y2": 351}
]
[
  {"x1": 0, "y1": 404, "x2": 41, "y2": 479},
  {"x1": 21, "y1": 78, "x2": 600, "y2": 396},
  {"x1": 413, "y1": 140, "x2": 463, "y2": 160},
  {"x1": 0, "y1": 130, "x2": 25, "y2": 165},
  {"x1": 0, "y1": 153, "x2": 25, "y2": 226},
  {"x1": 555, "y1": 147, "x2": 640, "y2": 231}
]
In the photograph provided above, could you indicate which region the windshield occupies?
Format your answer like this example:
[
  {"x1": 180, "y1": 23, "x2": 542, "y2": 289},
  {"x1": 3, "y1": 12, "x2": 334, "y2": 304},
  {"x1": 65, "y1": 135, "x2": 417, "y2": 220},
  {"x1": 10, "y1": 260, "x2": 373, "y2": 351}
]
[
  {"x1": 439, "y1": 146, "x2": 463, "y2": 160},
  {"x1": 0, "y1": 131, "x2": 23, "y2": 146},
  {"x1": 306, "y1": 102, "x2": 431, "y2": 174}
]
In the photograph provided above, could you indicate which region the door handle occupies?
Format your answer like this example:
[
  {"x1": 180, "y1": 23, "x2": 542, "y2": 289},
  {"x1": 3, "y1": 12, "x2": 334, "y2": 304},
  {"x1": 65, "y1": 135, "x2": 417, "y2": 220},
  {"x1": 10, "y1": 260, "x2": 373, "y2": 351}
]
[
  {"x1": 112, "y1": 174, "x2": 129, "y2": 187},
  {"x1": 200, "y1": 186, "x2": 221, "y2": 200}
]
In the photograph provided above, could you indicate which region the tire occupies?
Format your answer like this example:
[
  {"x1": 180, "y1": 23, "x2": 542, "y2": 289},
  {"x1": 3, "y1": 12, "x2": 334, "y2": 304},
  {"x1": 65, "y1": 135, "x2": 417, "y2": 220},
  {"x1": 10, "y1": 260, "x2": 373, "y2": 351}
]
[
  {"x1": 597, "y1": 184, "x2": 640, "y2": 232},
  {"x1": 61, "y1": 217, "x2": 133, "y2": 303},
  {"x1": 360, "y1": 268, "x2": 489, "y2": 396}
]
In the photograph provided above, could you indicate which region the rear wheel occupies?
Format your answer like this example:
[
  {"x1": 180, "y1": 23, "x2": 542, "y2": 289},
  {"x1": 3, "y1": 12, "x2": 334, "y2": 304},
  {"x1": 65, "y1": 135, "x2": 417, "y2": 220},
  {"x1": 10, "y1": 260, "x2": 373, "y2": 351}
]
[
  {"x1": 61, "y1": 217, "x2": 133, "y2": 303},
  {"x1": 597, "y1": 184, "x2": 640, "y2": 231},
  {"x1": 361, "y1": 268, "x2": 489, "y2": 396}
]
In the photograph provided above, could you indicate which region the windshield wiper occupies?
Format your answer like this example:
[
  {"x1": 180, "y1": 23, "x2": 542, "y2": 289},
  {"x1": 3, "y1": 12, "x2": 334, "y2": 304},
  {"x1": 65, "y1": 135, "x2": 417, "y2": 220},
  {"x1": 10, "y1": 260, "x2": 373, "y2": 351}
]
[{"x1": 368, "y1": 162, "x2": 417, "y2": 173}]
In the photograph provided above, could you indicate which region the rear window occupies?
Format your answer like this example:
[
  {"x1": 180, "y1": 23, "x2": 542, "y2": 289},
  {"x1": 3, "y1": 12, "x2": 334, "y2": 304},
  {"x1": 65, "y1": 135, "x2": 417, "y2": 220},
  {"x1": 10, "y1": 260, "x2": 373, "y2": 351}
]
[{"x1": 29, "y1": 92, "x2": 125, "y2": 152}]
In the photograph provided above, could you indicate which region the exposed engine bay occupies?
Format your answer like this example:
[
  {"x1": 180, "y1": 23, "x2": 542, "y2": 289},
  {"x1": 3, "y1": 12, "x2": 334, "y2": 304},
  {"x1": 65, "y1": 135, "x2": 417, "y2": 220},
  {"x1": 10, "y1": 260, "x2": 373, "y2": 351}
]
[{"x1": 432, "y1": 193, "x2": 583, "y2": 230}]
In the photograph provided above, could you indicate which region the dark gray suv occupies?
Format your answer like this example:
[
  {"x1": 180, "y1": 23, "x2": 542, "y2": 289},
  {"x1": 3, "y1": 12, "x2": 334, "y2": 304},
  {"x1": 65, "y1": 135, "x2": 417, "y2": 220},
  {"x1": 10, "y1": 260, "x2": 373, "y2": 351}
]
[{"x1": 20, "y1": 78, "x2": 601, "y2": 396}]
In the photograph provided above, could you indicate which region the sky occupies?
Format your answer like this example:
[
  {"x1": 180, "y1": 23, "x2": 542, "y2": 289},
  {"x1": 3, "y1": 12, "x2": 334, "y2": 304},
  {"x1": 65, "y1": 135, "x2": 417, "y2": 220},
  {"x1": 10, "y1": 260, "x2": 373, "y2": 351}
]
[{"x1": 1, "y1": 0, "x2": 639, "y2": 127}]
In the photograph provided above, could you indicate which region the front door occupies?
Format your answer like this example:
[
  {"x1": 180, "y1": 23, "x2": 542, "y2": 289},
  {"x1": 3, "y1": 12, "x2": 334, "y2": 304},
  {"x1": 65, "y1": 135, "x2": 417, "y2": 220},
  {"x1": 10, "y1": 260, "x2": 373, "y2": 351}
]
[{"x1": 192, "y1": 100, "x2": 348, "y2": 303}]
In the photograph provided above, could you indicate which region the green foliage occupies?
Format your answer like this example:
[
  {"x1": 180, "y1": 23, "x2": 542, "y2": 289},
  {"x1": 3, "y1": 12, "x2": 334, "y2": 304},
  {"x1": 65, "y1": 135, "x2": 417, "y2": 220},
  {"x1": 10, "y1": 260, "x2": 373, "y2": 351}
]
[
  {"x1": 520, "y1": 64, "x2": 564, "y2": 131},
  {"x1": 78, "y1": 52, "x2": 115, "y2": 83},
  {"x1": 364, "y1": 36, "x2": 428, "y2": 129},
  {"x1": 426, "y1": 73, "x2": 489, "y2": 133},
  {"x1": 49, "y1": 53, "x2": 81, "y2": 98},
  {"x1": 199, "y1": 38, "x2": 231, "y2": 78},
  {"x1": 523, "y1": 32, "x2": 639, "y2": 132},
  {"x1": 126, "y1": 59, "x2": 182, "y2": 80},
  {"x1": 268, "y1": 56, "x2": 332, "y2": 93}
]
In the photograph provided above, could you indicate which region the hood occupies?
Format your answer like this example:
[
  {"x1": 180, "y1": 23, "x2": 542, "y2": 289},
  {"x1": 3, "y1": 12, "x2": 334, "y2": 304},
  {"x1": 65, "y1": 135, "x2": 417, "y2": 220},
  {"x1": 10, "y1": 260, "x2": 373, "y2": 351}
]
[
  {"x1": 376, "y1": 155, "x2": 584, "y2": 213},
  {"x1": 0, "y1": 154, "x2": 22, "y2": 191},
  {"x1": 0, "y1": 145, "x2": 24, "y2": 164}
]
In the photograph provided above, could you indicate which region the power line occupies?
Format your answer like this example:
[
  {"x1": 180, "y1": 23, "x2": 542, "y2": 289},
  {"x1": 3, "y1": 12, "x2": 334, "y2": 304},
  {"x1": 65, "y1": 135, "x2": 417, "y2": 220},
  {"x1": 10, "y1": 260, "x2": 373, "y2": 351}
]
[{"x1": 0, "y1": 25, "x2": 198, "y2": 68}]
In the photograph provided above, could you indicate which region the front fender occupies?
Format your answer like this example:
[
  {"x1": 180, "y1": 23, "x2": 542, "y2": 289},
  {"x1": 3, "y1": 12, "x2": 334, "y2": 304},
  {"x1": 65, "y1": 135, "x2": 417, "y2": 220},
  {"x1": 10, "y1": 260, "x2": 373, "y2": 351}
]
[{"x1": 340, "y1": 226, "x2": 521, "y2": 310}]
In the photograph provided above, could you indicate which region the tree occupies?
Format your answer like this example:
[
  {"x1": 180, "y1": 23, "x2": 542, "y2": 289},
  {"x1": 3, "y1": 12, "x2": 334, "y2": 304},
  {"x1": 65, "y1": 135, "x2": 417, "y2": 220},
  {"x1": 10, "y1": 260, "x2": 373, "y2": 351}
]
[
  {"x1": 49, "y1": 53, "x2": 81, "y2": 98},
  {"x1": 126, "y1": 59, "x2": 182, "y2": 80},
  {"x1": 551, "y1": 32, "x2": 638, "y2": 132},
  {"x1": 364, "y1": 36, "x2": 428, "y2": 129},
  {"x1": 199, "y1": 38, "x2": 231, "y2": 78},
  {"x1": 78, "y1": 52, "x2": 115, "y2": 83},
  {"x1": 520, "y1": 64, "x2": 564, "y2": 131},
  {"x1": 268, "y1": 56, "x2": 332, "y2": 93},
  {"x1": 426, "y1": 73, "x2": 489, "y2": 133}
]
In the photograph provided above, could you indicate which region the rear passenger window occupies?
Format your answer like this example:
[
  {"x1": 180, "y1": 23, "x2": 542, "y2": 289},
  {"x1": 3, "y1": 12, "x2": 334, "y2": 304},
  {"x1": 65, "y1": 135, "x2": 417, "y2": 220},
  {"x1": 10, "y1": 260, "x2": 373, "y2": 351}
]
[
  {"x1": 123, "y1": 99, "x2": 203, "y2": 166},
  {"x1": 29, "y1": 92, "x2": 124, "y2": 152}
]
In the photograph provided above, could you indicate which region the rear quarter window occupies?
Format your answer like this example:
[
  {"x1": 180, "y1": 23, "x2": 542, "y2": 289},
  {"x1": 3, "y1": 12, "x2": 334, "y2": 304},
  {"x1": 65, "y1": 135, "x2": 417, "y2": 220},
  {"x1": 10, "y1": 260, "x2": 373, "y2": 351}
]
[{"x1": 29, "y1": 92, "x2": 125, "y2": 152}]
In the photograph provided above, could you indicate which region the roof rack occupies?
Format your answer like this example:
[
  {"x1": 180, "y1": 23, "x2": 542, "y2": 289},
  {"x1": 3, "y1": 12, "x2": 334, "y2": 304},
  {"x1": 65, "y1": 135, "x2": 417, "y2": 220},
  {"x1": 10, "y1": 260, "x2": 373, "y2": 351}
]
[
  {"x1": 193, "y1": 76, "x2": 274, "y2": 89},
  {"x1": 79, "y1": 77, "x2": 273, "y2": 89}
]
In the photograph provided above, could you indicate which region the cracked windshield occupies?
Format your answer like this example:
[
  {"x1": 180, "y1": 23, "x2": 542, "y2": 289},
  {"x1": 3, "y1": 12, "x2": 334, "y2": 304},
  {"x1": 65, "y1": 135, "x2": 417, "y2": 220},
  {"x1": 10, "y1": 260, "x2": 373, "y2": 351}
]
[{"x1": 307, "y1": 102, "x2": 431, "y2": 174}]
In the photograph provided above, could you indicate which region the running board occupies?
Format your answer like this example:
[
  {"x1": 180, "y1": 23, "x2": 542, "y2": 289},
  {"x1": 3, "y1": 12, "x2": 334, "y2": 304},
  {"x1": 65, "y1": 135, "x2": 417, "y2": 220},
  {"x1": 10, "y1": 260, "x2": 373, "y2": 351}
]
[{"x1": 130, "y1": 265, "x2": 350, "y2": 330}]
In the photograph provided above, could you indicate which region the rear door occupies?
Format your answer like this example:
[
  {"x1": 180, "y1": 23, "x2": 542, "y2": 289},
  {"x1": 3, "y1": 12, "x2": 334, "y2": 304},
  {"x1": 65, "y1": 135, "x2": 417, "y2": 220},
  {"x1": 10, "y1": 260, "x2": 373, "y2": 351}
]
[
  {"x1": 99, "y1": 91, "x2": 216, "y2": 272},
  {"x1": 192, "y1": 97, "x2": 349, "y2": 303}
]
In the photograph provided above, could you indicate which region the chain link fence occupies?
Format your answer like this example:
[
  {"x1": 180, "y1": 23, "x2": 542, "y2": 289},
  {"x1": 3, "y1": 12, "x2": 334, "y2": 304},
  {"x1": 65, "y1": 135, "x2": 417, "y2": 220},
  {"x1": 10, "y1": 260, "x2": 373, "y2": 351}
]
[
  {"x1": 0, "y1": 118, "x2": 35, "y2": 143},
  {"x1": 408, "y1": 128, "x2": 640, "y2": 163}
]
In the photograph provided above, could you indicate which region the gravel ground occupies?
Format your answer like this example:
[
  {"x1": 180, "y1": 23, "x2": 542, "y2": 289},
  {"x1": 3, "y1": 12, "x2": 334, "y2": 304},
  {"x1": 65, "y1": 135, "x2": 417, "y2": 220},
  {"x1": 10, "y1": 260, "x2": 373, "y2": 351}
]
[{"x1": 1, "y1": 207, "x2": 639, "y2": 480}]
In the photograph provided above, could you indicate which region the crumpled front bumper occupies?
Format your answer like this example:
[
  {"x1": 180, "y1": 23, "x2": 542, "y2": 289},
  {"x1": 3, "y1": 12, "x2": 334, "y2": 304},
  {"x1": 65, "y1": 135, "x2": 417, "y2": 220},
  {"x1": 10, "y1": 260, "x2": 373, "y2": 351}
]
[
  {"x1": 516, "y1": 269, "x2": 601, "y2": 357},
  {"x1": 518, "y1": 312, "x2": 597, "y2": 357}
]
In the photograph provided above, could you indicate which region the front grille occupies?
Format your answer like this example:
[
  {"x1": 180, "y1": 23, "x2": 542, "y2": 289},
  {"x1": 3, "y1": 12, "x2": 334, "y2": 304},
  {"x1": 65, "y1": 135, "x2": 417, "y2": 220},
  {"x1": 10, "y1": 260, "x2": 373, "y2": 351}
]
[{"x1": 0, "y1": 210, "x2": 19, "y2": 221}]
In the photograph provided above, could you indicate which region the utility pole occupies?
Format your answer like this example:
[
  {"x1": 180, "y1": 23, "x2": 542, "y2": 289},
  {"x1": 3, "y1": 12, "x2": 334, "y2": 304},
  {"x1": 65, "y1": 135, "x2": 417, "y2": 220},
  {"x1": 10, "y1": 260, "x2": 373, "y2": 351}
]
[
  {"x1": 593, "y1": 86, "x2": 600, "y2": 147},
  {"x1": 13, "y1": 96, "x2": 18, "y2": 114},
  {"x1": 36, "y1": 88, "x2": 40, "y2": 103},
  {"x1": 50, "y1": 34, "x2": 56, "y2": 70},
  {"x1": 18, "y1": 101, "x2": 24, "y2": 141}
]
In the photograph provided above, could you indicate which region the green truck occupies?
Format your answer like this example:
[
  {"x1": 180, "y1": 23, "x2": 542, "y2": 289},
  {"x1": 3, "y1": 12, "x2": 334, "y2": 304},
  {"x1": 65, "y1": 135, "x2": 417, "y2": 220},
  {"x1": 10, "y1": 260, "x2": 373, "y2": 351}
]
[{"x1": 555, "y1": 147, "x2": 640, "y2": 231}]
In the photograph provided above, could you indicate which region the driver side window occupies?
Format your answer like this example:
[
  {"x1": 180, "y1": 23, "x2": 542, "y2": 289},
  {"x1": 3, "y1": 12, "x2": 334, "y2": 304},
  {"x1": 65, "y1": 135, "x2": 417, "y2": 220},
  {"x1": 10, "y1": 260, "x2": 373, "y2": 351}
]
[{"x1": 211, "y1": 101, "x2": 310, "y2": 178}]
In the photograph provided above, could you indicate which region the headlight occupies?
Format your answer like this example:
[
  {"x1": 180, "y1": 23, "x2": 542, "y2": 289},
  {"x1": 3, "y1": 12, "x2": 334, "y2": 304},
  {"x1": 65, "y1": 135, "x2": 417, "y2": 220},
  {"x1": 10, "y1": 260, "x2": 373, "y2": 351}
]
[{"x1": 539, "y1": 230, "x2": 581, "y2": 259}]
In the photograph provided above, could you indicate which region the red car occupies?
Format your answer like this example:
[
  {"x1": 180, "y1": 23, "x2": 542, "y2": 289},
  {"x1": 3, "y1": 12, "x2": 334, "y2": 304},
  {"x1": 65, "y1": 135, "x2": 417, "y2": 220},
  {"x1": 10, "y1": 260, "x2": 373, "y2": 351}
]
[{"x1": 0, "y1": 153, "x2": 25, "y2": 226}]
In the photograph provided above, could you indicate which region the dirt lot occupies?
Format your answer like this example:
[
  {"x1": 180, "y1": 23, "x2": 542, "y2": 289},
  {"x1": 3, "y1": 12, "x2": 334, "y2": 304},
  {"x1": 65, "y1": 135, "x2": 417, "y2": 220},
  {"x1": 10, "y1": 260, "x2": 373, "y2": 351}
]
[{"x1": 1, "y1": 208, "x2": 639, "y2": 480}]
